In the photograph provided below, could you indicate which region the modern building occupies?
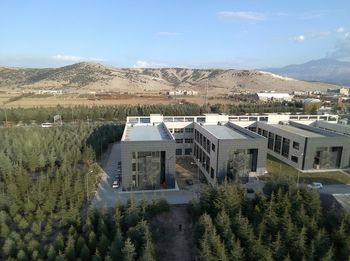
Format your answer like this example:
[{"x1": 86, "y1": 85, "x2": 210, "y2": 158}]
[
  {"x1": 256, "y1": 121, "x2": 350, "y2": 170},
  {"x1": 121, "y1": 113, "x2": 343, "y2": 190},
  {"x1": 193, "y1": 121, "x2": 267, "y2": 185},
  {"x1": 120, "y1": 122, "x2": 176, "y2": 190}
]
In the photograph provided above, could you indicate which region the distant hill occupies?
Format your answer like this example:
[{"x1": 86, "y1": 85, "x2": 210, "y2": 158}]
[
  {"x1": 264, "y1": 58, "x2": 350, "y2": 86},
  {"x1": 0, "y1": 62, "x2": 341, "y2": 95}
]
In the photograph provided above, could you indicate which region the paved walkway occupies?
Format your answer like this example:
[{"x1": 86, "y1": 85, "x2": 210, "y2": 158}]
[{"x1": 91, "y1": 143, "x2": 196, "y2": 209}]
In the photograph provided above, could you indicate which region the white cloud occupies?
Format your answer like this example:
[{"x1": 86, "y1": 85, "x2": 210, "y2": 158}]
[
  {"x1": 293, "y1": 35, "x2": 305, "y2": 42},
  {"x1": 133, "y1": 60, "x2": 168, "y2": 68},
  {"x1": 336, "y1": 27, "x2": 345, "y2": 33},
  {"x1": 52, "y1": 54, "x2": 104, "y2": 62},
  {"x1": 156, "y1": 31, "x2": 179, "y2": 36},
  {"x1": 345, "y1": 32, "x2": 350, "y2": 39},
  {"x1": 217, "y1": 11, "x2": 266, "y2": 21}
]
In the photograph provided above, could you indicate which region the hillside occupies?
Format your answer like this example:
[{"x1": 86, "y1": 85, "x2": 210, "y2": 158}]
[
  {"x1": 265, "y1": 58, "x2": 350, "y2": 86},
  {"x1": 0, "y1": 62, "x2": 340, "y2": 95}
]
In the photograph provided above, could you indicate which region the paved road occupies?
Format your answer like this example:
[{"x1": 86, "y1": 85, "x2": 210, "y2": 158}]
[
  {"x1": 319, "y1": 184, "x2": 350, "y2": 194},
  {"x1": 91, "y1": 142, "x2": 196, "y2": 209}
]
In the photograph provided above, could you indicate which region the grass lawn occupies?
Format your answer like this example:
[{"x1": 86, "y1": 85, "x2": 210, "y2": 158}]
[{"x1": 262, "y1": 155, "x2": 350, "y2": 185}]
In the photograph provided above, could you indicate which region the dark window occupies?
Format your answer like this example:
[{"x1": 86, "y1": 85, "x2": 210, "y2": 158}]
[
  {"x1": 174, "y1": 128, "x2": 183, "y2": 133},
  {"x1": 176, "y1": 149, "x2": 182, "y2": 155},
  {"x1": 185, "y1": 128, "x2": 193, "y2": 133},
  {"x1": 212, "y1": 143, "x2": 216, "y2": 152},
  {"x1": 211, "y1": 167, "x2": 215, "y2": 179},
  {"x1": 258, "y1": 128, "x2": 262, "y2": 135},
  {"x1": 248, "y1": 127, "x2": 257, "y2": 132},
  {"x1": 132, "y1": 163, "x2": 136, "y2": 171},
  {"x1": 132, "y1": 152, "x2": 136, "y2": 159},
  {"x1": 293, "y1": 141, "x2": 300, "y2": 150},
  {"x1": 176, "y1": 139, "x2": 183, "y2": 143},
  {"x1": 206, "y1": 139, "x2": 210, "y2": 153},
  {"x1": 291, "y1": 155, "x2": 298, "y2": 163},
  {"x1": 184, "y1": 148, "x2": 192, "y2": 155},
  {"x1": 262, "y1": 130, "x2": 268, "y2": 138},
  {"x1": 268, "y1": 132, "x2": 274, "y2": 150},
  {"x1": 274, "y1": 135, "x2": 282, "y2": 154},
  {"x1": 282, "y1": 138, "x2": 290, "y2": 158},
  {"x1": 185, "y1": 138, "x2": 193, "y2": 143}
]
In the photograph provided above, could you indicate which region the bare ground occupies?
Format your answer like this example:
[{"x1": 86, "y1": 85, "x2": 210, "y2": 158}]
[{"x1": 151, "y1": 205, "x2": 196, "y2": 261}]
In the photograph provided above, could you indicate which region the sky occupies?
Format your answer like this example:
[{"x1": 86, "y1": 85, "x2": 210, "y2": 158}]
[{"x1": 0, "y1": 0, "x2": 350, "y2": 69}]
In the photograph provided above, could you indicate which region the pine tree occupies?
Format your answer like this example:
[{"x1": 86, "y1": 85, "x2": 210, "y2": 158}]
[
  {"x1": 122, "y1": 238, "x2": 136, "y2": 261},
  {"x1": 80, "y1": 244, "x2": 90, "y2": 260}
]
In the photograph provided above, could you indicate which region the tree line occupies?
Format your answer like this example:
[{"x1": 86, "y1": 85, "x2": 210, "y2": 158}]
[
  {"x1": 189, "y1": 181, "x2": 350, "y2": 261},
  {"x1": 0, "y1": 102, "x2": 304, "y2": 124}
]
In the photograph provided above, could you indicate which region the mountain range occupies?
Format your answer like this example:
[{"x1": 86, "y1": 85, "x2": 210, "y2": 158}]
[
  {"x1": 0, "y1": 62, "x2": 341, "y2": 95},
  {"x1": 264, "y1": 58, "x2": 350, "y2": 86}
]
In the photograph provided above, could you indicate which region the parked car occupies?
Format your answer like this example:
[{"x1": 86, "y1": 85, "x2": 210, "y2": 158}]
[
  {"x1": 186, "y1": 179, "x2": 194, "y2": 185},
  {"x1": 307, "y1": 182, "x2": 323, "y2": 189},
  {"x1": 112, "y1": 180, "x2": 120, "y2": 189}
]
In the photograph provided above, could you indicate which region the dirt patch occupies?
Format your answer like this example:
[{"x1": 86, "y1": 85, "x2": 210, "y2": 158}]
[{"x1": 151, "y1": 205, "x2": 196, "y2": 261}]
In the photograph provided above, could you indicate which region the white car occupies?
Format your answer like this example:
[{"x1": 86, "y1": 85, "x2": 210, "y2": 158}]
[
  {"x1": 307, "y1": 182, "x2": 323, "y2": 189},
  {"x1": 112, "y1": 180, "x2": 120, "y2": 189}
]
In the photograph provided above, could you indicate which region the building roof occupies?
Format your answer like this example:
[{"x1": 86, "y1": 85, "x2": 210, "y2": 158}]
[
  {"x1": 201, "y1": 124, "x2": 250, "y2": 140},
  {"x1": 123, "y1": 124, "x2": 173, "y2": 141},
  {"x1": 267, "y1": 123, "x2": 337, "y2": 138}
]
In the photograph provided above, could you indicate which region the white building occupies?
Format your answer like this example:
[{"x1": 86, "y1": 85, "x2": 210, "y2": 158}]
[{"x1": 256, "y1": 92, "x2": 293, "y2": 102}]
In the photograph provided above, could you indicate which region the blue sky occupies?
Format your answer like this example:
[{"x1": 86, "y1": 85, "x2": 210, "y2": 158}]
[{"x1": 1, "y1": 0, "x2": 350, "y2": 68}]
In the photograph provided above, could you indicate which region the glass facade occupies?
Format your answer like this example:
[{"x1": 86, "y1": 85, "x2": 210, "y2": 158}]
[
  {"x1": 313, "y1": 147, "x2": 342, "y2": 169},
  {"x1": 131, "y1": 151, "x2": 166, "y2": 189},
  {"x1": 226, "y1": 149, "x2": 257, "y2": 183}
]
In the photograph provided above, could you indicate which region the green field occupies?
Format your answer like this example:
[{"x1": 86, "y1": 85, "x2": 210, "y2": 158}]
[{"x1": 263, "y1": 155, "x2": 350, "y2": 185}]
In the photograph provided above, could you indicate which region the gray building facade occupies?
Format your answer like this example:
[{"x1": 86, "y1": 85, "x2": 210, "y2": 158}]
[
  {"x1": 256, "y1": 121, "x2": 350, "y2": 170},
  {"x1": 193, "y1": 122, "x2": 267, "y2": 185},
  {"x1": 121, "y1": 123, "x2": 176, "y2": 190}
]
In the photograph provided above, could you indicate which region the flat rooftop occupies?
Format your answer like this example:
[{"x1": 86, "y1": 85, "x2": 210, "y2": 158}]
[
  {"x1": 201, "y1": 124, "x2": 250, "y2": 140},
  {"x1": 123, "y1": 124, "x2": 172, "y2": 141},
  {"x1": 268, "y1": 124, "x2": 334, "y2": 138}
]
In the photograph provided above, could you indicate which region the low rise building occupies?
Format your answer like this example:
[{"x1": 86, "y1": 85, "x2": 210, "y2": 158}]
[
  {"x1": 121, "y1": 113, "x2": 343, "y2": 190},
  {"x1": 256, "y1": 92, "x2": 293, "y2": 102},
  {"x1": 256, "y1": 121, "x2": 350, "y2": 170},
  {"x1": 193, "y1": 122, "x2": 267, "y2": 185}
]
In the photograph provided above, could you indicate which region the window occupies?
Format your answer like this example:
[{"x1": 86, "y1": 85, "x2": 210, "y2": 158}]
[
  {"x1": 132, "y1": 152, "x2": 136, "y2": 159},
  {"x1": 132, "y1": 163, "x2": 136, "y2": 171},
  {"x1": 262, "y1": 130, "x2": 268, "y2": 138},
  {"x1": 174, "y1": 128, "x2": 183, "y2": 133},
  {"x1": 206, "y1": 139, "x2": 211, "y2": 153},
  {"x1": 293, "y1": 141, "x2": 300, "y2": 150},
  {"x1": 268, "y1": 132, "x2": 274, "y2": 150},
  {"x1": 170, "y1": 128, "x2": 174, "y2": 134},
  {"x1": 185, "y1": 128, "x2": 193, "y2": 133},
  {"x1": 185, "y1": 138, "x2": 193, "y2": 143},
  {"x1": 212, "y1": 143, "x2": 216, "y2": 152},
  {"x1": 176, "y1": 139, "x2": 183, "y2": 143},
  {"x1": 184, "y1": 148, "x2": 192, "y2": 155},
  {"x1": 248, "y1": 127, "x2": 257, "y2": 132},
  {"x1": 258, "y1": 128, "x2": 262, "y2": 135},
  {"x1": 211, "y1": 167, "x2": 215, "y2": 179},
  {"x1": 274, "y1": 135, "x2": 282, "y2": 154},
  {"x1": 282, "y1": 138, "x2": 290, "y2": 158},
  {"x1": 291, "y1": 155, "x2": 298, "y2": 163},
  {"x1": 176, "y1": 149, "x2": 182, "y2": 155}
]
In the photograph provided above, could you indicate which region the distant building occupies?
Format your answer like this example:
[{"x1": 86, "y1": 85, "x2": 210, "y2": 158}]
[
  {"x1": 339, "y1": 87, "x2": 350, "y2": 96},
  {"x1": 256, "y1": 92, "x2": 292, "y2": 102},
  {"x1": 167, "y1": 90, "x2": 198, "y2": 96}
]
